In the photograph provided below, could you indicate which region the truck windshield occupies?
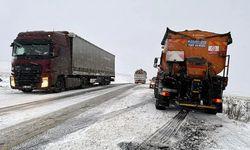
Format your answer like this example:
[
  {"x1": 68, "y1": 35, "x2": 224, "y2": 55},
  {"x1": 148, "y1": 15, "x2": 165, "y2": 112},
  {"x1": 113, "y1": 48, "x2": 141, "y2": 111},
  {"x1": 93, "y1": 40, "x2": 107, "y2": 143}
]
[{"x1": 14, "y1": 44, "x2": 50, "y2": 56}]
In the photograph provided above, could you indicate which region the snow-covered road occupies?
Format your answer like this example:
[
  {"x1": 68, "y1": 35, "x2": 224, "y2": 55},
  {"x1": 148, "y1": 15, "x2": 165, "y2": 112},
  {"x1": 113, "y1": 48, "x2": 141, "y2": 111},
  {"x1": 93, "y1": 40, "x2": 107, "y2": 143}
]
[
  {"x1": 40, "y1": 84, "x2": 250, "y2": 150},
  {"x1": 0, "y1": 84, "x2": 133, "y2": 130}
]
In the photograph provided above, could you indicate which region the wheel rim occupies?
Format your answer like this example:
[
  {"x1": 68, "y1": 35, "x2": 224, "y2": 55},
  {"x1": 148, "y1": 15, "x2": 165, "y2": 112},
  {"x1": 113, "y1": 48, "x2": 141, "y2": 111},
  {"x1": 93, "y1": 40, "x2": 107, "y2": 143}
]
[{"x1": 55, "y1": 79, "x2": 64, "y2": 92}]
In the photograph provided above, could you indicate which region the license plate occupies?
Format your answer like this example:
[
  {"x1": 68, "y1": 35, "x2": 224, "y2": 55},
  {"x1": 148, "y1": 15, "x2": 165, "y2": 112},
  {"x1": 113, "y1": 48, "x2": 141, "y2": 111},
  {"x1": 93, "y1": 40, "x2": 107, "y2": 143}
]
[{"x1": 23, "y1": 86, "x2": 31, "y2": 88}]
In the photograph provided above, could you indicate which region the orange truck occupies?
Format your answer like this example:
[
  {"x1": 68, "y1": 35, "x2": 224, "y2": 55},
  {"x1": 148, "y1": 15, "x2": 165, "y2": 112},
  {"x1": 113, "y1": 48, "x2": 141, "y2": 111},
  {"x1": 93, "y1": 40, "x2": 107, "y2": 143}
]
[{"x1": 153, "y1": 28, "x2": 232, "y2": 114}]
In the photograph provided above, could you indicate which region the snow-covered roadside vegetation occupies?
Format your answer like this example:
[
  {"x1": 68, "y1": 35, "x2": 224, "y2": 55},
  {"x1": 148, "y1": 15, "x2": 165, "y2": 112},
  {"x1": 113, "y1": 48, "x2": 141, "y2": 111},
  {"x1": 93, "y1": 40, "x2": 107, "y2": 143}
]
[{"x1": 223, "y1": 96, "x2": 250, "y2": 122}]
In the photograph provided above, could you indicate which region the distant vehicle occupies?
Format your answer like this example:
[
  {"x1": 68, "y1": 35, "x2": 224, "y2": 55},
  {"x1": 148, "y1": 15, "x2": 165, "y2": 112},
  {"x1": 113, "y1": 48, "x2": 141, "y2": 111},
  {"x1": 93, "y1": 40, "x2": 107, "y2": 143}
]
[
  {"x1": 149, "y1": 77, "x2": 156, "y2": 88},
  {"x1": 153, "y1": 27, "x2": 232, "y2": 114},
  {"x1": 134, "y1": 69, "x2": 147, "y2": 84},
  {"x1": 10, "y1": 31, "x2": 115, "y2": 93}
]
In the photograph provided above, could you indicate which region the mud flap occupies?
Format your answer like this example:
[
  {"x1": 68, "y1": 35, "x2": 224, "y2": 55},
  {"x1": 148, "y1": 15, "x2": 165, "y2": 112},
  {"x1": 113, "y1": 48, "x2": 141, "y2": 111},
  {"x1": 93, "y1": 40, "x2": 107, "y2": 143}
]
[
  {"x1": 155, "y1": 99, "x2": 165, "y2": 110},
  {"x1": 216, "y1": 103, "x2": 223, "y2": 113},
  {"x1": 157, "y1": 95, "x2": 170, "y2": 107}
]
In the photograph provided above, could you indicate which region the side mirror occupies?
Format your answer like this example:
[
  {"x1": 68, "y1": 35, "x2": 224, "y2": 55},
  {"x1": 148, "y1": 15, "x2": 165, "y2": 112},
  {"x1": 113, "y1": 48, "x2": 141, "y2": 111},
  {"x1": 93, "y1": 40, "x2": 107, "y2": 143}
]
[
  {"x1": 153, "y1": 57, "x2": 158, "y2": 68},
  {"x1": 54, "y1": 45, "x2": 59, "y2": 57}
]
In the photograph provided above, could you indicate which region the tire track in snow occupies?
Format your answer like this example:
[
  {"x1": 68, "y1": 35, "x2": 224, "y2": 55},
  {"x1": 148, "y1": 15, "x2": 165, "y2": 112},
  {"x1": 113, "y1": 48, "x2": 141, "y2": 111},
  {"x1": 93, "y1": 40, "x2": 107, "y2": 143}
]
[
  {"x1": 11, "y1": 97, "x2": 151, "y2": 150},
  {"x1": 0, "y1": 84, "x2": 125, "y2": 116},
  {"x1": 0, "y1": 84, "x2": 136, "y2": 150},
  {"x1": 119, "y1": 109, "x2": 189, "y2": 150}
]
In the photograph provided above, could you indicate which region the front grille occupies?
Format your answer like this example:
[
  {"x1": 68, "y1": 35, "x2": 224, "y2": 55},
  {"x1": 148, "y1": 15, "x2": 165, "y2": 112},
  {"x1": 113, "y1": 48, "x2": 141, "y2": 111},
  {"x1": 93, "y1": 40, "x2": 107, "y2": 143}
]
[{"x1": 14, "y1": 64, "x2": 42, "y2": 87}]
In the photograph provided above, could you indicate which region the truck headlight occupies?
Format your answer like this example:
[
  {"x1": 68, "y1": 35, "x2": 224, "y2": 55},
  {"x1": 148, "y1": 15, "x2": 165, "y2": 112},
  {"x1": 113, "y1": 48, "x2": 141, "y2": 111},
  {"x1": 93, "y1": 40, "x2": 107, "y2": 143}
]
[
  {"x1": 41, "y1": 77, "x2": 49, "y2": 88},
  {"x1": 10, "y1": 76, "x2": 15, "y2": 87}
]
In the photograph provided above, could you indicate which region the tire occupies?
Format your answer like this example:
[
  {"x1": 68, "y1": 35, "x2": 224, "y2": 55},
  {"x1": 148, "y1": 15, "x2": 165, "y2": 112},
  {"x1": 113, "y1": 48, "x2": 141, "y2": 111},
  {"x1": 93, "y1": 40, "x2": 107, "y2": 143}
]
[
  {"x1": 80, "y1": 78, "x2": 87, "y2": 89},
  {"x1": 154, "y1": 80, "x2": 158, "y2": 98},
  {"x1": 54, "y1": 78, "x2": 65, "y2": 93},
  {"x1": 99, "y1": 79, "x2": 105, "y2": 86},
  {"x1": 155, "y1": 99, "x2": 165, "y2": 110},
  {"x1": 22, "y1": 89, "x2": 33, "y2": 93},
  {"x1": 154, "y1": 88, "x2": 158, "y2": 98}
]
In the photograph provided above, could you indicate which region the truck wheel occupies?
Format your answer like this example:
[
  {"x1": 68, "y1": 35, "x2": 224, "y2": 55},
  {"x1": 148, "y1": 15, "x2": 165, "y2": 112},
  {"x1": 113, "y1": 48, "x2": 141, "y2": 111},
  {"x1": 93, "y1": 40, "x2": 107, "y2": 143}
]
[
  {"x1": 54, "y1": 78, "x2": 65, "y2": 93},
  {"x1": 154, "y1": 88, "x2": 158, "y2": 98},
  {"x1": 22, "y1": 89, "x2": 33, "y2": 93},
  {"x1": 99, "y1": 79, "x2": 105, "y2": 86},
  {"x1": 155, "y1": 99, "x2": 165, "y2": 110},
  {"x1": 80, "y1": 78, "x2": 87, "y2": 89}
]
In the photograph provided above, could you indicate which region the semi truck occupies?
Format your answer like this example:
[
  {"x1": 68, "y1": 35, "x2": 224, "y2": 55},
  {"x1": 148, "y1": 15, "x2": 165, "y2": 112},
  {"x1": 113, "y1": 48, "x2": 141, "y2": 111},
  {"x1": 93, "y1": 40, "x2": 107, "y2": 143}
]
[
  {"x1": 10, "y1": 31, "x2": 115, "y2": 93},
  {"x1": 154, "y1": 28, "x2": 232, "y2": 114},
  {"x1": 134, "y1": 69, "x2": 147, "y2": 84}
]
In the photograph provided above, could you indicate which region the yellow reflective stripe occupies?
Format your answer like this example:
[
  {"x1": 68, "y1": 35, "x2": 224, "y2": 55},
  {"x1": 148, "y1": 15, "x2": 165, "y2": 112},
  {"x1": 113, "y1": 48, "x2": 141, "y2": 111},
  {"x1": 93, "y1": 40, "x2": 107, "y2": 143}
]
[
  {"x1": 197, "y1": 105, "x2": 216, "y2": 109},
  {"x1": 179, "y1": 103, "x2": 196, "y2": 107},
  {"x1": 179, "y1": 103, "x2": 216, "y2": 109},
  {"x1": 209, "y1": 41, "x2": 227, "y2": 46},
  {"x1": 194, "y1": 79, "x2": 201, "y2": 82},
  {"x1": 169, "y1": 39, "x2": 185, "y2": 44}
]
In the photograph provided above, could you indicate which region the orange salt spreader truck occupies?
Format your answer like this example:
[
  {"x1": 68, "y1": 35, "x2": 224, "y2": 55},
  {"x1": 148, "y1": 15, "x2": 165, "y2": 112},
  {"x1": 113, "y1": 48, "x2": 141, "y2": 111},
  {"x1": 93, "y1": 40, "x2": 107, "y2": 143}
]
[{"x1": 153, "y1": 28, "x2": 232, "y2": 114}]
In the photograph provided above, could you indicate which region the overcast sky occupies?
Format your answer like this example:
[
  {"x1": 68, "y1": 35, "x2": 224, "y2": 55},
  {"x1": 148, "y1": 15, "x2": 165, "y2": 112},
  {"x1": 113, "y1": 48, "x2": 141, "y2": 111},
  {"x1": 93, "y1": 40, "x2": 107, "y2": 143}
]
[{"x1": 1, "y1": 0, "x2": 250, "y2": 96}]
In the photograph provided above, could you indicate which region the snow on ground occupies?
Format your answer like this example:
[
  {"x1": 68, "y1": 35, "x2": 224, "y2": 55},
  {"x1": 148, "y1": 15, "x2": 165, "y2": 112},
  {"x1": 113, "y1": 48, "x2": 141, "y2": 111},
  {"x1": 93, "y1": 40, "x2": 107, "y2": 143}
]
[
  {"x1": 42, "y1": 84, "x2": 180, "y2": 150},
  {"x1": 0, "y1": 60, "x2": 12, "y2": 92},
  {"x1": 0, "y1": 84, "x2": 133, "y2": 130},
  {"x1": 35, "y1": 84, "x2": 250, "y2": 150},
  {"x1": 223, "y1": 95, "x2": 250, "y2": 122},
  {"x1": 114, "y1": 73, "x2": 134, "y2": 83},
  {"x1": 171, "y1": 111, "x2": 250, "y2": 150},
  {"x1": 210, "y1": 114, "x2": 250, "y2": 150}
]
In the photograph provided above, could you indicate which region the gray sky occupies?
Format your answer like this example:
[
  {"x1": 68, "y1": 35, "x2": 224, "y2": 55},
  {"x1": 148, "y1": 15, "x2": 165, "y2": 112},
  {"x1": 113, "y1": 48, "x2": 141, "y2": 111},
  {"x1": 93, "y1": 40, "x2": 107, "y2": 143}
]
[{"x1": 1, "y1": 0, "x2": 250, "y2": 96}]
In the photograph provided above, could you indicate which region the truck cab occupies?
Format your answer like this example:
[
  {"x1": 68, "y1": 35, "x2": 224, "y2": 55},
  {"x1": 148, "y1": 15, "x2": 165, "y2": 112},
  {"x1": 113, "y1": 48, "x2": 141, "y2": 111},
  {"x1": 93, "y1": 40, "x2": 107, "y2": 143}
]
[{"x1": 10, "y1": 31, "x2": 70, "y2": 92}]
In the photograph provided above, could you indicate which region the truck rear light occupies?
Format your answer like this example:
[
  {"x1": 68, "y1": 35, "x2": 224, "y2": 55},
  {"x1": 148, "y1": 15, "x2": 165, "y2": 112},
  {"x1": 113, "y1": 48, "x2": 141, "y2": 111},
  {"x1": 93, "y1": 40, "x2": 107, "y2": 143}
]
[
  {"x1": 10, "y1": 76, "x2": 15, "y2": 87},
  {"x1": 160, "y1": 91, "x2": 170, "y2": 96},
  {"x1": 135, "y1": 80, "x2": 138, "y2": 83},
  {"x1": 223, "y1": 77, "x2": 228, "y2": 87},
  {"x1": 212, "y1": 98, "x2": 223, "y2": 103},
  {"x1": 41, "y1": 77, "x2": 49, "y2": 88}
]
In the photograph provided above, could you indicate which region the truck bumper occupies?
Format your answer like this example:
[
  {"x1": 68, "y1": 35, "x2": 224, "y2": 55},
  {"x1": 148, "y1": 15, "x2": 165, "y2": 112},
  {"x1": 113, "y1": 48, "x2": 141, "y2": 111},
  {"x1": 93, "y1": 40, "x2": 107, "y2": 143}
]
[
  {"x1": 179, "y1": 103, "x2": 216, "y2": 109},
  {"x1": 10, "y1": 76, "x2": 51, "y2": 91},
  {"x1": 179, "y1": 103, "x2": 222, "y2": 113}
]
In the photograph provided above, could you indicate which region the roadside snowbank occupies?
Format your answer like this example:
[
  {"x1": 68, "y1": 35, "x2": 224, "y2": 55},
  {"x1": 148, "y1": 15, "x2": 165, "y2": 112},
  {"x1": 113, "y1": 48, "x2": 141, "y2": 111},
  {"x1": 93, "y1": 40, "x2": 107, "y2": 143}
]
[
  {"x1": 113, "y1": 73, "x2": 134, "y2": 83},
  {"x1": 223, "y1": 96, "x2": 250, "y2": 122},
  {"x1": 0, "y1": 60, "x2": 12, "y2": 92}
]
